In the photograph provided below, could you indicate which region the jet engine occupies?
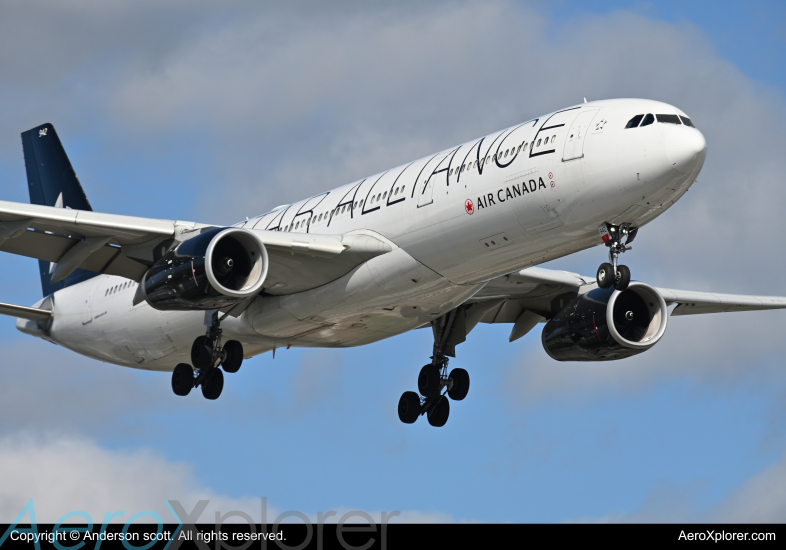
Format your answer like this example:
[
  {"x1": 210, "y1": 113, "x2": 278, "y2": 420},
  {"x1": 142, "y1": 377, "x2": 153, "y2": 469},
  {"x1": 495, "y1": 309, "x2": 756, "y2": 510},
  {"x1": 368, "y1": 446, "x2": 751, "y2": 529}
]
[
  {"x1": 140, "y1": 227, "x2": 268, "y2": 311},
  {"x1": 541, "y1": 281, "x2": 668, "y2": 361}
]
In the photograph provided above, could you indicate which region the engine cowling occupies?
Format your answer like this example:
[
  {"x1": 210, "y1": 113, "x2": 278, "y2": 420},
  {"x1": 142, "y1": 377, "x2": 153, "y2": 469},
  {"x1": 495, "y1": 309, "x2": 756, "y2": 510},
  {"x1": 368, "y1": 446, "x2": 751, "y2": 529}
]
[
  {"x1": 141, "y1": 227, "x2": 269, "y2": 311},
  {"x1": 541, "y1": 281, "x2": 668, "y2": 361}
]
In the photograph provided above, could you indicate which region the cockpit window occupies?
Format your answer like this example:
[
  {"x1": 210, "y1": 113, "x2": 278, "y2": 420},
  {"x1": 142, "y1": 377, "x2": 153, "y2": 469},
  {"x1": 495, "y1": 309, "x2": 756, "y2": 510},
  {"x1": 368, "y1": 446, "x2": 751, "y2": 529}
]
[
  {"x1": 625, "y1": 114, "x2": 644, "y2": 128},
  {"x1": 640, "y1": 113, "x2": 654, "y2": 127},
  {"x1": 679, "y1": 115, "x2": 695, "y2": 128},
  {"x1": 656, "y1": 114, "x2": 681, "y2": 125}
]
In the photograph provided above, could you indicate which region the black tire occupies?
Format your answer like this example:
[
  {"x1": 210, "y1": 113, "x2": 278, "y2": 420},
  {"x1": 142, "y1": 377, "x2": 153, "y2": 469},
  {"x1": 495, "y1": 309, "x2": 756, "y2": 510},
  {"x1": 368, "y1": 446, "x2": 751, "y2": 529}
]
[
  {"x1": 597, "y1": 263, "x2": 614, "y2": 289},
  {"x1": 614, "y1": 264, "x2": 631, "y2": 291},
  {"x1": 171, "y1": 363, "x2": 193, "y2": 396},
  {"x1": 417, "y1": 364, "x2": 441, "y2": 397},
  {"x1": 447, "y1": 368, "x2": 470, "y2": 401},
  {"x1": 398, "y1": 391, "x2": 421, "y2": 424},
  {"x1": 201, "y1": 368, "x2": 224, "y2": 400},
  {"x1": 222, "y1": 340, "x2": 243, "y2": 373},
  {"x1": 427, "y1": 397, "x2": 450, "y2": 427},
  {"x1": 191, "y1": 336, "x2": 214, "y2": 370}
]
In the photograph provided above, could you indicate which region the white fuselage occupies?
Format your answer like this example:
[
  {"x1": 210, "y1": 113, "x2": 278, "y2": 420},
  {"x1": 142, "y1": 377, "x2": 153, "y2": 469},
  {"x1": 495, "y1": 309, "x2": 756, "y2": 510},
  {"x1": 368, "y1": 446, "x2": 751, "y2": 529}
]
[{"x1": 20, "y1": 98, "x2": 706, "y2": 371}]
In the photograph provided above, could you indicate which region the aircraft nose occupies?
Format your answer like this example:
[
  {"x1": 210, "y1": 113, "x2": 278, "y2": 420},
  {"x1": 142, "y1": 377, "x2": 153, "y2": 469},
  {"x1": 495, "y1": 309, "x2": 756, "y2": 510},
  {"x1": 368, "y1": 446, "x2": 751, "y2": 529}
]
[{"x1": 665, "y1": 127, "x2": 706, "y2": 174}]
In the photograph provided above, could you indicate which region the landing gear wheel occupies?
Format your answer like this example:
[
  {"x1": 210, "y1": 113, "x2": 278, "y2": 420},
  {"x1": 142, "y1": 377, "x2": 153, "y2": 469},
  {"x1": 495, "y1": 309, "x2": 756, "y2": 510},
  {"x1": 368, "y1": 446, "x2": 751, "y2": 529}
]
[
  {"x1": 222, "y1": 340, "x2": 243, "y2": 373},
  {"x1": 597, "y1": 263, "x2": 614, "y2": 289},
  {"x1": 171, "y1": 363, "x2": 193, "y2": 396},
  {"x1": 418, "y1": 364, "x2": 441, "y2": 397},
  {"x1": 447, "y1": 368, "x2": 470, "y2": 401},
  {"x1": 427, "y1": 397, "x2": 450, "y2": 427},
  {"x1": 201, "y1": 368, "x2": 224, "y2": 400},
  {"x1": 191, "y1": 336, "x2": 214, "y2": 370},
  {"x1": 614, "y1": 264, "x2": 631, "y2": 291},
  {"x1": 398, "y1": 391, "x2": 421, "y2": 424}
]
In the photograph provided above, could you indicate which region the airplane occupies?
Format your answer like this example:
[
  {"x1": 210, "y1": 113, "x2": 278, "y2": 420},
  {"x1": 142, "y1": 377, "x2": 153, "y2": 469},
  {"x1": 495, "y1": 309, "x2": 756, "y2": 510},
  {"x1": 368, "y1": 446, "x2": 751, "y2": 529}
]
[{"x1": 2, "y1": 98, "x2": 785, "y2": 428}]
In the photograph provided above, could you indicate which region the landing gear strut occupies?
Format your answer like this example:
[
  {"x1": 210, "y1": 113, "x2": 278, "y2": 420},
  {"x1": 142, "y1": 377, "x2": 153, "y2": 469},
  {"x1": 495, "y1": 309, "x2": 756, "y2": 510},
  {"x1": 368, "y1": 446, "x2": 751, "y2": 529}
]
[
  {"x1": 597, "y1": 222, "x2": 636, "y2": 291},
  {"x1": 397, "y1": 310, "x2": 470, "y2": 427},
  {"x1": 171, "y1": 310, "x2": 244, "y2": 400}
]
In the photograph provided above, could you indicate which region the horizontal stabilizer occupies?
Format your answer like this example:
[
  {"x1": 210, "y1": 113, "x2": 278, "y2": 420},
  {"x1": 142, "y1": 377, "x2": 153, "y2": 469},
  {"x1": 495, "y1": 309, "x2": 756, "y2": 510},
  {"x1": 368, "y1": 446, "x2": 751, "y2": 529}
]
[{"x1": 0, "y1": 301, "x2": 52, "y2": 322}]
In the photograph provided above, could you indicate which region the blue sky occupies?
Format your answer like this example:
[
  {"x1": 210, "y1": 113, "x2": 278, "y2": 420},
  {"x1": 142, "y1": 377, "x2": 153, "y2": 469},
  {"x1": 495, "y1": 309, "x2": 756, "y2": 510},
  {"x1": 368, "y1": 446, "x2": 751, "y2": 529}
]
[{"x1": 1, "y1": 0, "x2": 785, "y2": 523}]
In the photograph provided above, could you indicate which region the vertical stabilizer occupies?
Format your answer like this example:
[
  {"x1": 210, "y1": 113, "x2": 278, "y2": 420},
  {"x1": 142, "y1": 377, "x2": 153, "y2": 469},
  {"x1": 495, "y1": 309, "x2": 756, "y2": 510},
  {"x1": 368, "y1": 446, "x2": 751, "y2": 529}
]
[{"x1": 21, "y1": 123, "x2": 98, "y2": 297}]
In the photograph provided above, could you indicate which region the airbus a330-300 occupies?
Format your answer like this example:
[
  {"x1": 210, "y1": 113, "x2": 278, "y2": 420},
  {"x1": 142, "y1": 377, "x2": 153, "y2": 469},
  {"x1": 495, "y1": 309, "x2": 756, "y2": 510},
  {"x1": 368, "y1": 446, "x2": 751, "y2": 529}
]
[{"x1": 2, "y1": 98, "x2": 783, "y2": 427}]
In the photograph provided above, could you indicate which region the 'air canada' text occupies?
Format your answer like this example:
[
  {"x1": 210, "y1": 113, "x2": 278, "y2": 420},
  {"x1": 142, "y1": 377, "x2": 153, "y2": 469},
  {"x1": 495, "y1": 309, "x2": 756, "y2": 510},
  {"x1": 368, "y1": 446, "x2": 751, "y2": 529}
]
[{"x1": 476, "y1": 177, "x2": 547, "y2": 210}]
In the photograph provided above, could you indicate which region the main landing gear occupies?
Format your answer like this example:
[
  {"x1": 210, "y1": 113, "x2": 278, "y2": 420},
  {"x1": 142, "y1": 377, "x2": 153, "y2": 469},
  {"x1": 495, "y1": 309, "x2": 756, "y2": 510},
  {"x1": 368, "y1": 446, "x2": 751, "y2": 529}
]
[
  {"x1": 398, "y1": 311, "x2": 470, "y2": 427},
  {"x1": 596, "y1": 222, "x2": 637, "y2": 291},
  {"x1": 171, "y1": 310, "x2": 244, "y2": 400}
]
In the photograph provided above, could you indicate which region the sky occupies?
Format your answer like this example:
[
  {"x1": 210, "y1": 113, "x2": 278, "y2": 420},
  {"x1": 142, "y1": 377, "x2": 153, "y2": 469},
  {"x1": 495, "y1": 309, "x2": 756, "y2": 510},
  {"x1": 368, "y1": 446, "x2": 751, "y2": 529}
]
[{"x1": 1, "y1": 0, "x2": 786, "y2": 525}]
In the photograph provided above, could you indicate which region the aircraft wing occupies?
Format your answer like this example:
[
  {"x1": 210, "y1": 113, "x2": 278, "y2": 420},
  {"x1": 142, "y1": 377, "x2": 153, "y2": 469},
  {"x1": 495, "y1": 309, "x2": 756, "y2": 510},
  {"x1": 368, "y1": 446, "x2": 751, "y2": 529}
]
[
  {"x1": 0, "y1": 200, "x2": 391, "y2": 293},
  {"x1": 468, "y1": 267, "x2": 786, "y2": 341}
]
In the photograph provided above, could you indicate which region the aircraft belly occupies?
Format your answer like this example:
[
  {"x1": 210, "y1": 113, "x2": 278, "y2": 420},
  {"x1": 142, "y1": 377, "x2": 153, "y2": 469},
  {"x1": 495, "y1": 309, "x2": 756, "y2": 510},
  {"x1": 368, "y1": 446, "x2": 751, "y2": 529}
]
[{"x1": 248, "y1": 247, "x2": 481, "y2": 346}]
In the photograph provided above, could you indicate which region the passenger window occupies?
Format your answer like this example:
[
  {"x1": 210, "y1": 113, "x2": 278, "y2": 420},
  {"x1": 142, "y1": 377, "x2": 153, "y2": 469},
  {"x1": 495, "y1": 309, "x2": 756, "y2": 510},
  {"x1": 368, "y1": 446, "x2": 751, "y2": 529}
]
[
  {"x1": 679, "y1": 115, "x2": 695, "y2": 128},
  {"x1": 341, "y1": 205, "x2": 346, "y2": 213},
  {"x1": 656, "y1": 114, "x2": 681, "y2": 124},
  {"x1": 552, "y1": 135, "x2": 556, "y2": 142},
  {"x1": 536, "y1": 139, "x2": 541, "y2": 147},
  {"x1": 105, "y1": 289, "x2": 108, "y2": 296},
  {"x1": 401, "y1": 186, "x2": 405, "y2": 193},
  {"x1": 395, "y1": 187, "x2": 399, "y2": 195},
  {"x1": 449, "y1": 169, "x2": 453, "y2": 176},
  {"x1": 383, "y1": 191, "x2": 387, "y2": 199},
  {"x1": 493, "y1": 154, "x2": 497, "y2": 161},
  {"x1": 377, "y1": 194, "x2": 381, "y2": 201},
  {"x1": 640, "y1": 114, "x2": 654, "y2": 127},
  {"x1": 625, "y1": 114, "x2": 644, "y2": 128},
  {"x1": 318, "y1": 214, "x2": 322, "y2": 221}
]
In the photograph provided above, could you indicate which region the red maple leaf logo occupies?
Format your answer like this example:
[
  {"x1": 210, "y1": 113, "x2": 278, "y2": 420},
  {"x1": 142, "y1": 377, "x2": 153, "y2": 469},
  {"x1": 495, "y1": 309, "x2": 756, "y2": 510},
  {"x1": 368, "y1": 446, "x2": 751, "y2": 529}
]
[{"x1": 465, "y1": 199, "x2": 474, "y2": 215}]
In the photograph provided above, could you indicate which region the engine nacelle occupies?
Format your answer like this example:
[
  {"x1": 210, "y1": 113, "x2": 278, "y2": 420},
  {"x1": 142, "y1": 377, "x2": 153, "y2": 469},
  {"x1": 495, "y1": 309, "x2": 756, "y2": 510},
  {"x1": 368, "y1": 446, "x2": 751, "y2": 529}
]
[
  {"x1": 541, "y1": 281, "x2": 668, "y2": 361},
  {"x1": 141, "y1": 227, "x2": 268, "y2": 311}
]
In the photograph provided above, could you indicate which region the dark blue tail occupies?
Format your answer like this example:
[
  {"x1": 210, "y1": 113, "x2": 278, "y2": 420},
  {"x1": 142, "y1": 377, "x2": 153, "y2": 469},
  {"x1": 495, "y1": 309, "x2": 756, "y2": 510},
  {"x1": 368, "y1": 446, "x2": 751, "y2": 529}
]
[{"x1": 21, "y1": 123, "x2": 99, "y2": 297}]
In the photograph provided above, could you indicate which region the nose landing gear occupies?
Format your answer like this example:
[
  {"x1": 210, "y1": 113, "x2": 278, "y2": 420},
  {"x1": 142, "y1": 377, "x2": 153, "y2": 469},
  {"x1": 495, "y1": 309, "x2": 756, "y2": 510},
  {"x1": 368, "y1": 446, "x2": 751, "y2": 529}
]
[
  {"x1": 171, "y1": 310, "x2": 244, "y2": 400},
  {"x1": 398, "y1": 310, "x2": 471, "y2": 427},
  {"x1": 597, "y1": 222, "x2": 636, "y2": 291}
]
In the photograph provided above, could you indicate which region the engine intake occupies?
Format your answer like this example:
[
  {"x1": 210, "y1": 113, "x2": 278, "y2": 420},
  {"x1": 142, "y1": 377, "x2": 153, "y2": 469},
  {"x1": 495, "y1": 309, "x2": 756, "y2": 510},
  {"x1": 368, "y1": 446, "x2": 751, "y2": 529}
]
[
  {"x1": 541, "y1": 281, "x2": 668, "y2": 361},
  {"x1": 141, "y1": 227, "x2": 268, "y2": 311}
]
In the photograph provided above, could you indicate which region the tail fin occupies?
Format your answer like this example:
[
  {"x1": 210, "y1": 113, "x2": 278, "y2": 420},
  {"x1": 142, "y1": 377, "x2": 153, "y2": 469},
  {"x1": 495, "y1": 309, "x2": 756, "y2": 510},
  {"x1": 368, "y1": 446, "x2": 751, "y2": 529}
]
[{"x1": 21, "y1": 123, "x2": 98, "y2": 297}]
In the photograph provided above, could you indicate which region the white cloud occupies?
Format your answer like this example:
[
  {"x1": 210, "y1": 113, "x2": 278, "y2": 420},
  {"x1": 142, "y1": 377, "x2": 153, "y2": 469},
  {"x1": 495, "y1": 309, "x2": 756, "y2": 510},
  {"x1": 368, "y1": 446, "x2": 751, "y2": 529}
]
[
  {"x1": 574, "y1": 453, "x2": 786, "y2": 523},
  {"x1": 0, "y1": 433, "x2": 456, "y2": 525},
  {"x1": 710, "y1": 453, "x2": 786, "y2": 523},
  {"x1": 0, "y1": 433, "x2": 260, "y2": 524}
]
